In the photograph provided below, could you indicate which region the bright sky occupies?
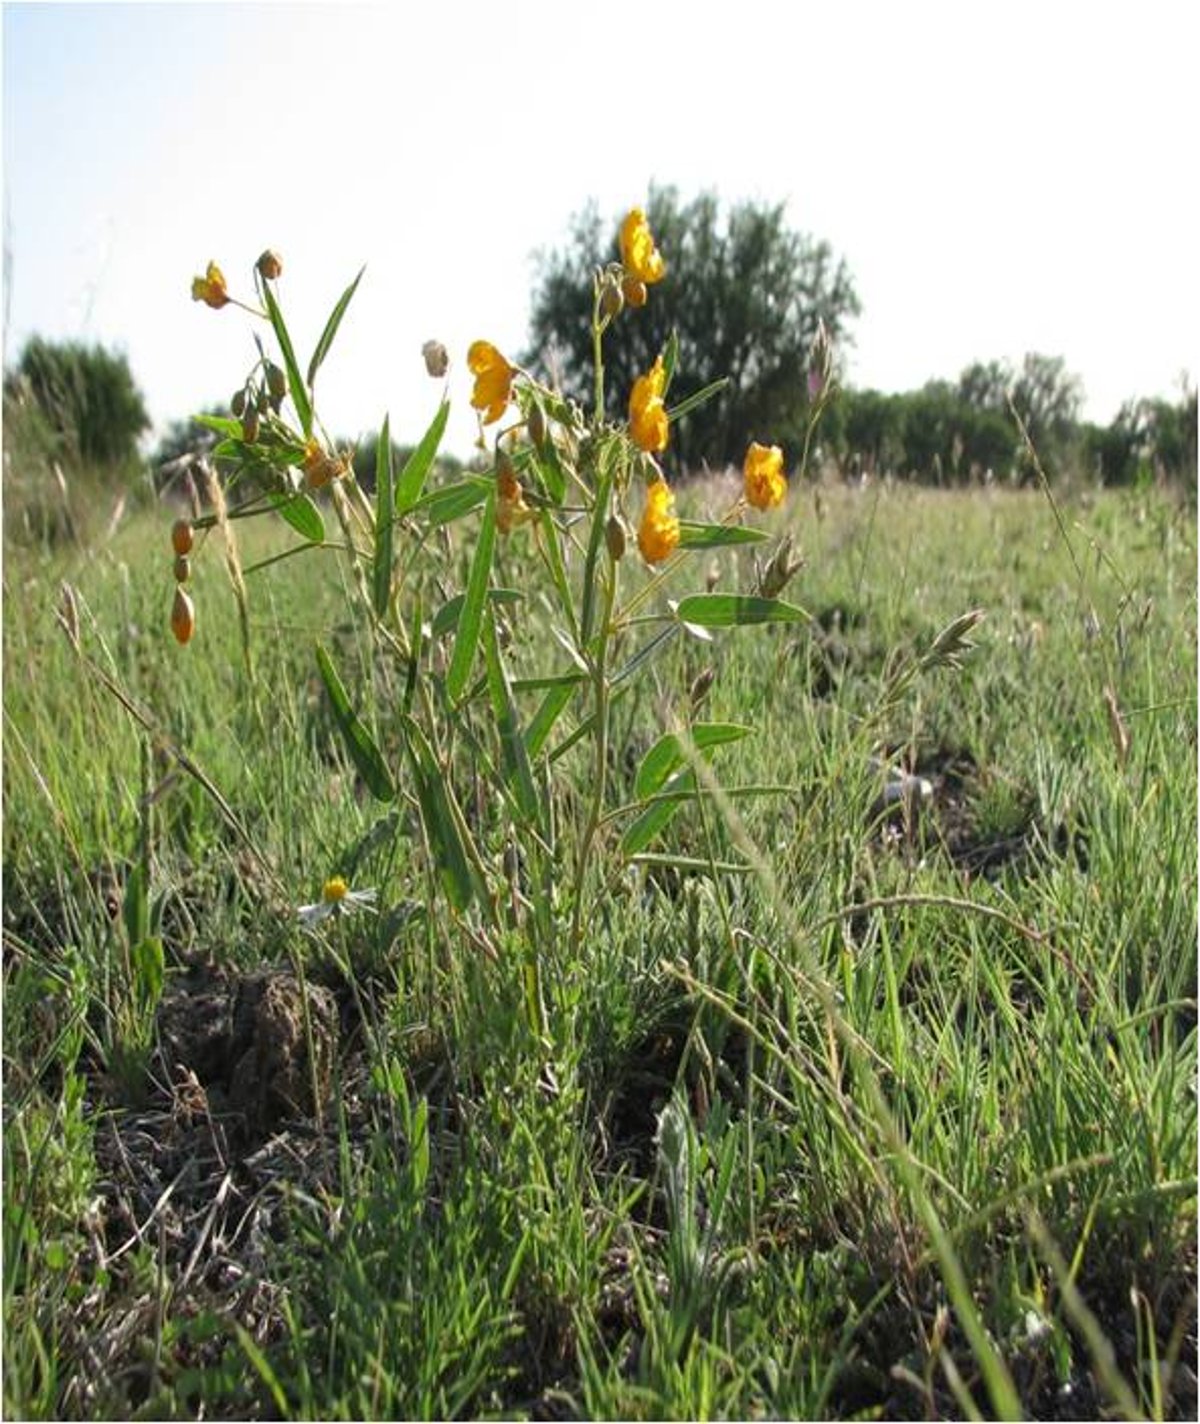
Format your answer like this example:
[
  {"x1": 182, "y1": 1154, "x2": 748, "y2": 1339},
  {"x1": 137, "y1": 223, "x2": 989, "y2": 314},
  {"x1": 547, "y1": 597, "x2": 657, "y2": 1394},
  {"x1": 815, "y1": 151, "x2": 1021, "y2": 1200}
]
[{"x1": 3, "y1": 1, "x2": 1196, "y2": 462}]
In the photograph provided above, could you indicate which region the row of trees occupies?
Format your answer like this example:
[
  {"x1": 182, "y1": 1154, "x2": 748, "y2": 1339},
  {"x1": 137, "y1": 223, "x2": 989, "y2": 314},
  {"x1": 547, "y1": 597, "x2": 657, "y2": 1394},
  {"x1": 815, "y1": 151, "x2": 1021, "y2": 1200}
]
[{"x1": 4, "y1": 189, "x2": 1195, "y2": 504}]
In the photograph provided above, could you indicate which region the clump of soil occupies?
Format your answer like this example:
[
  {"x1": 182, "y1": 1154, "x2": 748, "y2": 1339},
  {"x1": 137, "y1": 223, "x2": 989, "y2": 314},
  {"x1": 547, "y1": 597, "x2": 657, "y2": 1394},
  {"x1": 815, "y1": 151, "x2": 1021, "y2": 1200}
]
[{"x1": 155, "y1": 962, "x2": 339, "y2": 1140}]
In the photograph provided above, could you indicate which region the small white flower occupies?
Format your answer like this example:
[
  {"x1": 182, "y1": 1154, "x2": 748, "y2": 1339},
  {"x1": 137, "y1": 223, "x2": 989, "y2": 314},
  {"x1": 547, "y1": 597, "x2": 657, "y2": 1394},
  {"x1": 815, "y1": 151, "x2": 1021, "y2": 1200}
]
[{"x1": 298, "y1": 875, "x2": 377, "y2": 928}]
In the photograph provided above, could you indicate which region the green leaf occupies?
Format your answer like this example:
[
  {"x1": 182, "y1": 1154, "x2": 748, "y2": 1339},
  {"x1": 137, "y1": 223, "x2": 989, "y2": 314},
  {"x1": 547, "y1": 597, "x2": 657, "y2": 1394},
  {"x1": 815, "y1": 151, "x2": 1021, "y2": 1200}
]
[
  {"x1": 315, "y1": 643, "x2": 394, "y2": 801},
  {"x1": 530, "y1": 431, "x2": 566, "y2": 503},
  {"x1": 372, "y1": 415, "x2": 393, "y2": 618},
  {"x1": 446, "y1": 488, "x2": 496, "y2": 703},
  {"x1": 400, "y1": 715, "x2": 475, "y2": 911},
  {"x1": 267, "y1": 491, "x2": 325, "y2": 544},
  {"x1": 431, "y1": 587, "x2": 522, "y2": 641},
  {"x1": 193, "y1": 413, "x2": 242, "y2": 438},
  {"x1": 667, "y1": 376, "x2": 729, "y2": 425},
  {"x1": 261, "y1": 282, "x2": 313, "y2": 438},
  {"x1": 621, "y1": 769, "x2": 695, "y2": 856},
  {"x1": 678, "y1": 521, "x2": 770, "y2": 549},
  {"x1": 413, "y1": 478, "x2": 489, "y2": 527},
  {"x1": 483, "y1": 612, "x2": 540, "y2": 825},
  {"x1": 396, "y1": 399, "x2": 450, "y2": 516},
  {"x1": 537, "y1": 508, "x2": 577, "y2": 643},
  {"x1": 673, "y1": 594, "x2": 810, "y2": 628},
  {"x1": 634, "y1": 723, "x2": 754, "y2": 799},
  {"x1": 524, "y1": 679, "x2": 577, "y2": 760},
  {"x1": 661, "y1": 329, "x2": 680, "y2": 394},
  {"x1": 307, "y1": 266, "x2": 365, "y2": 389}
]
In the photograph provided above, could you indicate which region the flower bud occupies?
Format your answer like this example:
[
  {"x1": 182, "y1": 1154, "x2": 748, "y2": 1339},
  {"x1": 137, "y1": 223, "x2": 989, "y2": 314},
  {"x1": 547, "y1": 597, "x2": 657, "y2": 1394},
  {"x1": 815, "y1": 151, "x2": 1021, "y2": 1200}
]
[
  {"x1": 171, "y1": 519, "x2": 194, "y2": 556},
  {"x1": 257, "y1": 249, "x2": 283, "y2": 281},
  {"x1": 599, "y1": 274, "x2": 624, "y2": 320},
  {"x1": 171, "y1": 587, "x2": 195, "y2": 645},
  {"x1": 173, "y1": 554, "x2": 191, "y2": 583},
  {"x1": 422, "y1": 340, "x2": 449, "y2": 378},
  {"x1": 605, "y1": 513, "x2": 628, "y2": 561},
  {"x1": 527, "y1": 399, "x2": 547, "y2": 449}
]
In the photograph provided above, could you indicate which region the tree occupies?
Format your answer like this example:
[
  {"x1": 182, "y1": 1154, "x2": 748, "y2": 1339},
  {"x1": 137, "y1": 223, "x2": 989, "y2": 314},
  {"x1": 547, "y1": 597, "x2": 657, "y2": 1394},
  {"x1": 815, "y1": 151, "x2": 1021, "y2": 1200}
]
[
  {"x1": 524, "y1": 186, "x2": 860, "y2": 470},
  {"x1": 6, "y1": 337, "x2": 150, "y2": 466},
  {"x1": 957, "y1": 352, "x2": 1083, "y2": 469}
]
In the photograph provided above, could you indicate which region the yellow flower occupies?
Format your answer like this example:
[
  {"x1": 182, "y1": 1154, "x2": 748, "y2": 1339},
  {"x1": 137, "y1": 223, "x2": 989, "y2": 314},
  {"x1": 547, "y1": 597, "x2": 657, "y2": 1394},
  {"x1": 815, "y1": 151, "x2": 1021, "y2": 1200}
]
[
  {"x1": 191, "y1": 261, "x2": 229, "y2": 309},
  {"x1": 619, "y1": 209, "x2": 666, "y2": 286},
  {"x1": 743, "y1": 441, "x2": 787, "y2": 510},
  {"x1": 629, "y1": 356, "x2": 669, "y2": 453},
  {"x1": 301, "y1": 438, "x2": 348, "y2": 490},
  {"x1": 638, "y1": 478, "x2": 680, "y2": 564},
  {"x1": 468, "y1": 340, "x2": 515, "y2": 425},
  {"x1": 496, "y1": 462, "x2": 533, "y2": 534}
]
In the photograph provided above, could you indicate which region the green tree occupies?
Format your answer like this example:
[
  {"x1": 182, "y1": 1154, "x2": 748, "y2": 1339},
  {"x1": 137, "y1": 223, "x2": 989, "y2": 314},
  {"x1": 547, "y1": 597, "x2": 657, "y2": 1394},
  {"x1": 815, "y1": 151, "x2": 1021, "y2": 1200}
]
[
  {"x1": 524, "y1": 186, "x2": 860, "y2": 470},
  {"x1": 957, "y1": 352, "x2": 1082, "y2": 471},
  {"x1": 6, "y1": 337, "x2": 150, "y2": 466}
]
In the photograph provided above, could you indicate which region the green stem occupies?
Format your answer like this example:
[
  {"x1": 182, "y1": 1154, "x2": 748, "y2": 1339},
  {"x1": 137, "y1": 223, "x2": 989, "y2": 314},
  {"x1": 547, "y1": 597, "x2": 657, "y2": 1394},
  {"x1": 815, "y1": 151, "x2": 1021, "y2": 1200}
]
[{"x1": 568, "y1": 551, "x2": 619, "y2": 961}]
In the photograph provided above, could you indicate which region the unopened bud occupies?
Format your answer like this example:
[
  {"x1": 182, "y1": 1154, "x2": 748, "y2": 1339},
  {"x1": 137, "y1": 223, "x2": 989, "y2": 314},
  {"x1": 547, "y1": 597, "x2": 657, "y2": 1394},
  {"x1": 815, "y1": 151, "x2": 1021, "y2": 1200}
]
[
  {"x1": 690, "y1": 667, "x2": 716, "y2": 709},
  {"x1": 758, "y1": 533, "x2": 805, "y2": 599},
  {"x1": 599, "y1": 274, "x2": 624, "y2": 320},
  {"x1": 422, "y1": 340, "x2": 449, "y2": 378},
  {"x1": 527, "y1": 399, "x2": 547, "y2": 448},
  {"x1": 266, "y1": 363, "x2": 287, "y2": 401},
  {"x1": 257, "y1": 249, "x2": 283, "y2": 281},
  {"x1": 171, "y1": 587, "x2": 195, "y2": 645},
  {"x1": 605, "y1": 513, "x2": 628, "y2": 561},
  {"x1": 171, "y1": 519, "x2": 194, "y2": 556},
  {"x1": 241, "y1": 407, "x2": 260, "y2": 444},
  {"x1": 620, "y1": 273, "x2": 647, "y2": 309},
  {"x1": 173, "y1": 554, "x2": 191, "y2": 583}
]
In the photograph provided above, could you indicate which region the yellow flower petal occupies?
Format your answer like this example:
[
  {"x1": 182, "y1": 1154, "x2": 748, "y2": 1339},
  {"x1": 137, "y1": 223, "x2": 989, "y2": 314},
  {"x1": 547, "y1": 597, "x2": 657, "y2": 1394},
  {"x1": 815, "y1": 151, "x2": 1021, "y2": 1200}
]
[
  {"x1": 743, "y1": 441, "x2": 787, "y2": 510},
  {"x1": 468, "y1": 341, "x2": 515, "y2": 424},
  {"x1": 619, "y1": 209, "x2": 666, "y2": 286},
  {"x1": 638, "y1": 478, "x2": 680, "y2": 564},
  {"x1": 629, "y1": 356, "x2": 669, "y2": 453}
]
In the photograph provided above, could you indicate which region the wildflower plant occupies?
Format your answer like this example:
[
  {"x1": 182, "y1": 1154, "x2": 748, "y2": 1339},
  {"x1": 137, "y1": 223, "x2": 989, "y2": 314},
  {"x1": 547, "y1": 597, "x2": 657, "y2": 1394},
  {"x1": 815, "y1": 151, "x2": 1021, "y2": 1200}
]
[{"x1": 180, "y1": 212, "x2": 830, "y2": 1034}]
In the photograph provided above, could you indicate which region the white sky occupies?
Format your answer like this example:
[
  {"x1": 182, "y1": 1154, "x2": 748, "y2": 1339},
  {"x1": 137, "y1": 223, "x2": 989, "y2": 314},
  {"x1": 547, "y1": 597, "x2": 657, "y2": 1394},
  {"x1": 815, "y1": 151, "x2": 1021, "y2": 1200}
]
[{"x1": 3, "y1": 0, "x2": 1197, "y2": 461}]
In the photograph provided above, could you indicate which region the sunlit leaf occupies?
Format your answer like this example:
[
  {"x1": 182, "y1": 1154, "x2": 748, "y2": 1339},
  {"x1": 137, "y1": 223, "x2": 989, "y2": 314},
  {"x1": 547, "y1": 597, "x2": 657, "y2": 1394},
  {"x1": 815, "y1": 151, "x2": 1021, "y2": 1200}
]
[
  {"x1": 673, "y1": 594, "x2": 810, "y2": 627},
  {"x1": 315, "y1": 643, "x2": 394, "y2": 801},
  {"x1": 307, "y1": 265, "x2": 365, "y2": 388},
  {"x1": 634, "y1": 722, "x2": 755, "y2": 799},
  {"x1": 267, "y1": 491, "x2": 325, "y2": 544},
  {"x1": 396, "y1": 399, "x2": 450, "y2": 516},
  {"x1": 446, "y1": 487, "x2": 496, "y2": 702}
]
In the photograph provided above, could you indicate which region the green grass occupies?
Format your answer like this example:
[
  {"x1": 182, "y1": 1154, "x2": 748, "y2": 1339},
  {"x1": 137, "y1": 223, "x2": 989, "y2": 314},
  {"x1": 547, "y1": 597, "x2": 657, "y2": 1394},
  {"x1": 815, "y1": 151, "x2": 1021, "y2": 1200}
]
[{"x1": 3, "y1": 471, "x2": 1196, "y2": 1419}]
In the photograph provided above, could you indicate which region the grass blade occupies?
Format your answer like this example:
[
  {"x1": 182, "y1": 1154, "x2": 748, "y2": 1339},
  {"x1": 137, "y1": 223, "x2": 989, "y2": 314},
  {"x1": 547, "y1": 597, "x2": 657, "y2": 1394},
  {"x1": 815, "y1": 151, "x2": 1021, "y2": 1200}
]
[
  {"x1": 267, "y1": 491, "x2": 325, "y2": 544},
  {"x1": 400, "y1": 714, "x2": 475, "y2": 911},
  {"x1": 483, "y1": 611, "x2": 540, "y2": 826},
  {"x1": 634, "y1": 723, "x2": 754, "y2": 799}
]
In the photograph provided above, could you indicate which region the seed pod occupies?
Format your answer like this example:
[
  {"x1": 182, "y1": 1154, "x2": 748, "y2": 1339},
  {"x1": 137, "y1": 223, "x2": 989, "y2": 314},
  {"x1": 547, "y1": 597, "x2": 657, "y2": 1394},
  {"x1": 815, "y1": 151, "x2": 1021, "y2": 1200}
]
[
  {"x1": 257, "y1": 249, "x2": 284, "y2": 280},
  {"x1": 266, "y1": 363, "x2": 287, "y2": 402},
  {"x1": 231, "y1": 388, "x2": 246, "y2": 417},
  {"x1": 241, "y1": 407, "x2": 260, "y2": 444},
  {"x1": 422, "y1": 340, "x2": 449, "y2": 378},
  {"x1": 171, "y1": 587, "x2": 195, "y2": 645},
  {"x1": 173, "y1": 554, "x2": 191, "y2": 583},
  {"x1": 527, "y1": 399, "x2": 547, "y2": 448},
  {"x1": 620, "y1": 274, "x2": 647, "y2": 309},
  {"x1": 605, "y1": 513, "x2": 628, "y2": 561},
  {"x1": 171, "y1": 519, "x2": 194, "y2": 556}
]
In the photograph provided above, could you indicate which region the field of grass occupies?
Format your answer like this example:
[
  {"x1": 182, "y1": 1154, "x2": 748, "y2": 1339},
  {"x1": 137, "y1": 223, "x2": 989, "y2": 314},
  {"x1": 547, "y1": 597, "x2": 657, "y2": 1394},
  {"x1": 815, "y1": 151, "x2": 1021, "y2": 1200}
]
[{"x1": 3, "y1": 465, "x2": 1196, "y2": 1419}]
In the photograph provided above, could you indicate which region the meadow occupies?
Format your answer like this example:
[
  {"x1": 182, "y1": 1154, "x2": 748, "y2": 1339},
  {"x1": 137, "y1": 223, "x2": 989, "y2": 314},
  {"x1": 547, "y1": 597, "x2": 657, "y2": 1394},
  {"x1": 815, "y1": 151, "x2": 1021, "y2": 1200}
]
[{"x1": 3, "y1": 439, "x2": 1195, "y2": 1416}]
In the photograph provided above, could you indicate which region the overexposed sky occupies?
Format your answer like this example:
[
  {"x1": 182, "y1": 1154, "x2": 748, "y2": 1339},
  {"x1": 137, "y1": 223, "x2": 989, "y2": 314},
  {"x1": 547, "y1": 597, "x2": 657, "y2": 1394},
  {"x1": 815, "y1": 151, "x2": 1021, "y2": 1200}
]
[{"x1": 3, "y1": 0, "x2": 1197, "y2": 461}]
